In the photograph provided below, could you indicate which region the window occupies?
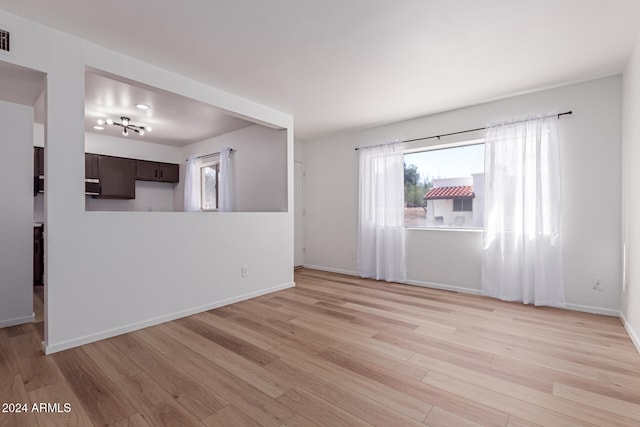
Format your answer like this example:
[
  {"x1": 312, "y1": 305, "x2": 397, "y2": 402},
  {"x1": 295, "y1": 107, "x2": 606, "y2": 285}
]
[
  {"x1": 453, "y1": 198, "x2": 473, "y2": 212},
  {"x1": 201, "y1": 160, "x2": 219, "y2": 210},
  {"x1": 404, "y1": 140, "x2": 484, "y2": 228}
]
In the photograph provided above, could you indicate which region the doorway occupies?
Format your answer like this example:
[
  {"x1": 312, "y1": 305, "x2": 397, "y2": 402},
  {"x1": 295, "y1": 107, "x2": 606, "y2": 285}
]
[
  {"x1": 0, "y1": 60, "x2": 46, "y2": 340},
  {"x1": 294, "y1": 161, "x2": 304, "y2": 267}
]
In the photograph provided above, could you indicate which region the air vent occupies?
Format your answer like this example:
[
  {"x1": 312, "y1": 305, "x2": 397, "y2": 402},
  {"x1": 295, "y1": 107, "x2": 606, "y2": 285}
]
[{"x1": 0, "y1": 28, "x2": 9, "y2": 52}]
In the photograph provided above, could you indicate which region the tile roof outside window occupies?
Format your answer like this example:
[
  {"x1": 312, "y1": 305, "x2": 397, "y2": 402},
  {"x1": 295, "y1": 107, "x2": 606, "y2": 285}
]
[{"x1": 424, "y1": 185, "x2": 474, "y2": 200}]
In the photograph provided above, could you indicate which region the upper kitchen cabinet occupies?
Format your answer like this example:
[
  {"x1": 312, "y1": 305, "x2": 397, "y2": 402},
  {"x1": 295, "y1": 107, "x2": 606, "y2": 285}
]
[
  {"x1": 97, "y1": 155, "x2": 135, "y2": 199},
  {"x1": 85, "y1": 153, "x2": 99, "y2": 180},
  {"x1": 84, "y1": 153, "x2": 100, "y2": 196},
  {"x1": 34, "y1": 147, "x2": 44, "y2": 176},
  {"x1": 135, "y1": 160, "x2": 179, "y2": 183},
  {"x1": 33, "y1": 147, "x2": 44, "y2": 195}
]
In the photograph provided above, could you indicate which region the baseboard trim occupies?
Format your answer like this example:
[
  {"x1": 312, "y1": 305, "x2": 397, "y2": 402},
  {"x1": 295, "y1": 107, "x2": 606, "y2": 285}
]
[
  {"x1": 43, "y1": 282, "x2": 295, "y2": 355},
  {"x1": 302, "y1": 264, "x2": 482, "y2": 295},
  {"x1": 405, "y1": 279, "x2": 483, "y2": 295},
  {"x1": 302, "y1": 264, "x2": 359, "y2": 277},
  {"x1": 563, "y1": 303, "x2": 620, "y2": 317},
  {"x1": 620, "y1": 311, "x2": 640, "y2": 354},
  {"x1": 0, "y1": 313, "x2": 35, "y2": 328}
]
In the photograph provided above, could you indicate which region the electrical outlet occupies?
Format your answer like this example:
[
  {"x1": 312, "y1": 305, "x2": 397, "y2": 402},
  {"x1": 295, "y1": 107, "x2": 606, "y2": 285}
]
[
  {"x1": 592, "y1": 277, "x2": 603, "y2": 291},
  {"x1": 241, "y1": 265, "x2": 248, "y2": 277}
]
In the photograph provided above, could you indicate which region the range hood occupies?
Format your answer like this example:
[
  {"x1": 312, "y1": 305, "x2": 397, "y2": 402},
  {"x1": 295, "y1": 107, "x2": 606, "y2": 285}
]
[
  {"x1": 85, "y1": 178, "x2": 100, "y2": 196},
  {"x1": 34, "y1": 177, "x2": 101, "y2": 196}
]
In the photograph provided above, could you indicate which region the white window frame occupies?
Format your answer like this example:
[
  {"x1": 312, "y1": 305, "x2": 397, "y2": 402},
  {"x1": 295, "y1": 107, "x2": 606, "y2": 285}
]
[
  {"x1": 404, "y1": 138, "x2": 485, "y2": 155},
  {"x1": 200, "y1": 158, "x2": 220, "y2": 211}
]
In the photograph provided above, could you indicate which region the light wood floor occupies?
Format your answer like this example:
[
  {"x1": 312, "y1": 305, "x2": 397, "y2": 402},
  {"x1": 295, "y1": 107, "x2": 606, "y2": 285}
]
[{"x1": 2, "y1": 270, "x2": 640, "y2": 426}]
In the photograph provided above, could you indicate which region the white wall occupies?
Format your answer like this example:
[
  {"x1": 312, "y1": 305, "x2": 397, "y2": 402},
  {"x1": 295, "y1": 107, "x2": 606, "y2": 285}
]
[
  {"x1": 622, "y1": 37, "x2": 640, "y2": 350},
  {"x1": 293, "y1": 139, "x2": 305, "y2": 266},
  {"x1": 84, "y1": 130, "x2": 182, "y2": 163},
  {"x1": 177, "y1": 125, "x2": 288, "y2": 212},
  {"x1": 304, "y1": 76, "x2": 622, "y2": 315},
  {"x1": 0, "y1": 9, "x2": 294, "y2": 353},
  {"x1": 294, "y1": 138, "x2": 305, "y2": 162},
  {"x1": 0, "y1": 100, "x2": 35, "y2": 327}
]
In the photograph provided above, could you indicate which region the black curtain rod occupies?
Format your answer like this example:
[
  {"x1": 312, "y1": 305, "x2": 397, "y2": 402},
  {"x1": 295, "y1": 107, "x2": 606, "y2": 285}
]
[
  {"x1": 355, "y1": 111, "x2": 572, "y2": 150},
  {"x1": 186, "y1": 148, "x2": 235, "y2": 162}
]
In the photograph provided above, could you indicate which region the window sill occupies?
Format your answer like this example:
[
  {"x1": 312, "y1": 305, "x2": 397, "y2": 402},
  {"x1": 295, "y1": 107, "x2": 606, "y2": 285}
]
[{"x1": 405, "y1": 226, "x2": 483, "y2": 232}]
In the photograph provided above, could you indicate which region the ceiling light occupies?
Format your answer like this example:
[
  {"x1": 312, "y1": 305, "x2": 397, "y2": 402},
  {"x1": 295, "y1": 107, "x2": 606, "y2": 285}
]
[
  {"x1": 102, "y1": 116, "x2": 148, "y2": 137},
  {"x1": 93, "y1": 125, "x2": 104, "y2": 130},
  {"x1": 97, "y1": 119, "x2": 104, "y2": 125},
  {"x1": 136, "y1": 103, "x2": 151, "y2": 110},
  {"x1": 146, "y1": 126, "x2": 152, "y2": 132}
]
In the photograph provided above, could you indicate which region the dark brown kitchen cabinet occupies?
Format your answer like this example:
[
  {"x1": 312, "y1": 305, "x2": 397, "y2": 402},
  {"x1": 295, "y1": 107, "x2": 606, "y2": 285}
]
[
  {"x1": 33, "y1": 147, "x2": 44, "y2": 195},
  {"x1": 136, "y1": 160, "x2": 179, "y2": 183},
  {"x1": 84, "y1": 153, "x2": 101, "y2": 195},
  {"x1": 85, "y1": 153, "x2": 99, "y2": 180},
  {"x1": 135, "y1": 160, "x2": 159, "y2": 181},
  {"x1": 33, "y1": 225, "x2": 44, "y2": 286},
  {"x1": 159, "y1": 163, "x2": 180, "y2": 183},
  {"x1": 34, "y1": 147, "x2": 44, "y2": 176},
  {"x1": 97, "y1": 155, "x2": 135, "y2": 199},
  {"x1": 33, "y1": 148, "x2": 177, "y2": 199}
]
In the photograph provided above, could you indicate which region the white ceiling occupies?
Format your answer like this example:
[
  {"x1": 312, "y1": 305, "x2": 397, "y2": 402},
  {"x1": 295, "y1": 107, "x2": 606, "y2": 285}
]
[
  {"x1": 83, "y1": 70, "x2": 254, "y2": 146},
  {"x1": 1, "y1": 0, "x2": 639, "y2": 141},
  {"x1": 0, "y1": 62, "x2": 256, "y2": 147}
]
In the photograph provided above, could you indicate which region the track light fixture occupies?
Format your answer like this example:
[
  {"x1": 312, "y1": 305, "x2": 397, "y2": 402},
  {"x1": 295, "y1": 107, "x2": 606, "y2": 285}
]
[{"x1": 96, "y1": 117, "x2": 152, "y2": 136}]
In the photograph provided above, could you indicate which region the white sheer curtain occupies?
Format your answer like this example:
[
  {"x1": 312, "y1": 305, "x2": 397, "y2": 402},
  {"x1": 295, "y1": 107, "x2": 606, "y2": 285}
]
[
  {"x1": 358, "y1": 141, "x2": 407, "y2": 283},
  {"x1": 184, "y1": 154, "x2": 201, "y2": 212},
  {"x1": 219, "y1": 147, "x2": 233, "y2": 212},
  {"x1": 481, "y1": 114, "x2": 565, "y2": 307}
]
